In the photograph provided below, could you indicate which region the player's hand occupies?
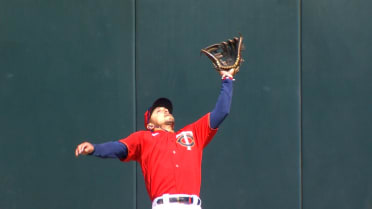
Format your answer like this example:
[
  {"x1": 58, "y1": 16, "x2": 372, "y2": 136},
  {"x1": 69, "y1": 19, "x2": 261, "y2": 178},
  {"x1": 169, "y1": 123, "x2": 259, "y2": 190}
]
[
  {"x1": 219, "y1": 67, "x2": 239, "y2": 78},
  {"x1": 75, "y1": 142, "x2": 94, "y2": 157}
]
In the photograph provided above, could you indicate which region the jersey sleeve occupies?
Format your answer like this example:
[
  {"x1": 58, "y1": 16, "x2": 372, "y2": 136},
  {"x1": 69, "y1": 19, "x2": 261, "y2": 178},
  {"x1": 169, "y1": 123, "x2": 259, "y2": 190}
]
[
  {"x1": 118, "y1": 131, "x2": 144, "y2": 162},
  {"x1": 191, "y1": 113, "x2": 218, "y2": 148}
]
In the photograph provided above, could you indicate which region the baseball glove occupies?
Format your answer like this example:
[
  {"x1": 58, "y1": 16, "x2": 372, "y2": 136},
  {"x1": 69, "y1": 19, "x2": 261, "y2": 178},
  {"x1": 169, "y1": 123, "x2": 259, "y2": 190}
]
[{"x1": 201, "y1": 34, "x2": 244, "y2": 75}]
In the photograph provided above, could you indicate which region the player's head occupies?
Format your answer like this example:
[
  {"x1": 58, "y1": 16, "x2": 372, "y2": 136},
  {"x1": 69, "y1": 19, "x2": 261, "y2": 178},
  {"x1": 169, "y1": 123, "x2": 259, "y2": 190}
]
[{"x1": 144, "y1": 98, "x2": 174, "y2": 130}]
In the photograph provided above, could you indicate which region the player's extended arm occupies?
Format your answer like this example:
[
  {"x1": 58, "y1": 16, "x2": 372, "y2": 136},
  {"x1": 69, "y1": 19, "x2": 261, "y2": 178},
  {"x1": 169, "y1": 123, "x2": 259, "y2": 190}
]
[
  {"x1": 75, "y1": 141, "x2": 128, "y2": 159},
  {"x1": 210, "y1": 72, "x2": 234, "y2": 129}
]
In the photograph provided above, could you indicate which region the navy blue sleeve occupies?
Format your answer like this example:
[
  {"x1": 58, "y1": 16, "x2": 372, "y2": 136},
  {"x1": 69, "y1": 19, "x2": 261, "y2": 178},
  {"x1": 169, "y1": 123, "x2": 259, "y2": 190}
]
[
  {"x1": 210, "y1": 78, "x2": 234, "y2": 129},
  {"x1": 90, "y1": 141, "x2": 128, "y2": 160}
]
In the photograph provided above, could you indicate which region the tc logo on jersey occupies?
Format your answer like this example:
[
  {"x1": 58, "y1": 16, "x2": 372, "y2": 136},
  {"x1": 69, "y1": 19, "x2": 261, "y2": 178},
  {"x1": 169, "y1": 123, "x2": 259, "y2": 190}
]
[{"x1": 176, "y1": 131, "x2": 195, "y2": 150}]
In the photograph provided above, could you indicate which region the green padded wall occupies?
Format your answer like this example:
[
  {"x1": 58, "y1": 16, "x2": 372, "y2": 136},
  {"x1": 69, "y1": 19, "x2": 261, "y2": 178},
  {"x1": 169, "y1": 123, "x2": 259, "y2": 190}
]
[
  {"x1": 0, "y1": 1, "x2": 135, "y2": 209},
  {"x1": 302, "y1": 0, "x2": 372, "y2": 208}
]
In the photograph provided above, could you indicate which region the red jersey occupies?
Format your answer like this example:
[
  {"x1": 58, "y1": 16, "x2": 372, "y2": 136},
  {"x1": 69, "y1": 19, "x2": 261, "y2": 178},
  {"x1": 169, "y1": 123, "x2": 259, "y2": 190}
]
[{"x1": 119, "y1": 113, "x2": 217, "y2": 200}]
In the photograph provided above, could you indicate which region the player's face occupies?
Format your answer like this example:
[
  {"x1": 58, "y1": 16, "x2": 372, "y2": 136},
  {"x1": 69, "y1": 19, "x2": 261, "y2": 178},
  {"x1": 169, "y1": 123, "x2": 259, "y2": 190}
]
[{"x1": 150, "y1": 107, "x2": 175, "y2": 126}]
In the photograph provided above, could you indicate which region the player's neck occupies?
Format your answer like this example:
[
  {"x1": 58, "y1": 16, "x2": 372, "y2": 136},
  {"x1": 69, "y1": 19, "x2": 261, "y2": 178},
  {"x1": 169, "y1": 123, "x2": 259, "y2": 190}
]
[{"x1": 154, "y1": 125, "x2": 174, "y2": 133}]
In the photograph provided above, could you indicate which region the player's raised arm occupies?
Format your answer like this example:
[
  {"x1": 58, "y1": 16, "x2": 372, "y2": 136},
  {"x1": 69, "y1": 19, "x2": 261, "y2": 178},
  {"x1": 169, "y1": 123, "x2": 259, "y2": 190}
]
[
  {"x1": 209, "y1": 68, "x2": 237, "y2": 129},
  {"x1": 201, "y1": 34, "x2": 243, "y2": 129}
]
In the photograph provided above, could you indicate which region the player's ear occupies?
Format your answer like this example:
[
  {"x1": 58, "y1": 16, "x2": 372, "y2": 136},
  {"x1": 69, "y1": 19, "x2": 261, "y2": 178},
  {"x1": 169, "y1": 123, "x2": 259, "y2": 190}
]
[{"x1": 147, "y1": 123, "x2": 155, "y2": 131}]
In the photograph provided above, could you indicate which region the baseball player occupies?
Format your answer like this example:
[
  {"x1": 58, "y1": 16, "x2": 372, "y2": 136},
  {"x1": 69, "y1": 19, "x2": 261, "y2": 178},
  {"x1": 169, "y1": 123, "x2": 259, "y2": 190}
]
[{"x1": 75, "y1": 36, "x2": 243, "y2": 209}]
